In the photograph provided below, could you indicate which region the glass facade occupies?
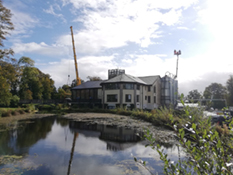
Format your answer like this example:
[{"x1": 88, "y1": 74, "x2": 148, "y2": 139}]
[
  {"x1": 107, "y1": 94, "x2": 118, "y2": 102},
  {"x1": 105, "y1": 83, "x2": 120, "y2": 90},
  {"x1": 125, "y1": 94, "x2": 131, "y2": 102},
  {"x1": 123, "y1": 83, "x2": 134, "y2": 89}
]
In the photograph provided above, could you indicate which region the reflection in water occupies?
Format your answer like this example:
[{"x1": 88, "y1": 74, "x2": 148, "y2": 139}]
[
  {"x1": 69, "y1": 121, "x2": 142, "y2": 143},
  {"x1": 0, "y1": 117, "x2": 183, "y2": 175},
  {"x1": 67, "y1": 133, "x2": 78, "y2": 175}
]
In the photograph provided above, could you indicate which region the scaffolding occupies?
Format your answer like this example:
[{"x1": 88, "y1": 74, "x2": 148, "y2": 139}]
[{"x1": 108, "y1": 69, "x2": 125, "y2": 79}]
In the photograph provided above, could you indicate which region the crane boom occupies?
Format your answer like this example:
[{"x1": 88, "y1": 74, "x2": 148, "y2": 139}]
[{"x1": 70, "y1": 26, "x2": 81, "y2": 86}]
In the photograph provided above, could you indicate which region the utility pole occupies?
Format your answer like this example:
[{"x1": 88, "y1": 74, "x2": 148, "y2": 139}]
[{"x1": 174, "y1": 50, "x2": 181, "y2": 79}]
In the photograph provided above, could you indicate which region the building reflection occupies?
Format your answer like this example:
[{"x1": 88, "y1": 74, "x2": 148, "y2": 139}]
[{"x1": 69, "y1": 121, "x2": 142, "y2": 151}]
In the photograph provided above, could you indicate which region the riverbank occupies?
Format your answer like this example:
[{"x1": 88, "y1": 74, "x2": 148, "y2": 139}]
[{"x1": 0, "y1": 113, "x2": 55, "y2": 127}]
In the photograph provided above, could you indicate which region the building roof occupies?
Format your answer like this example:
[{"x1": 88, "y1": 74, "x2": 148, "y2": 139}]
[
  {"x1": 138, "y1": 76, "x2": 160, "y2": 85},
  {"x1": 72, "y1": 75, "x2": 161, "y2": 89},
  {"x1": 72, "y1": 80, "x2": 103, "y2": 90},
  {"x1": 101, "y1": 74, "x2": 147, "y2": 85}
]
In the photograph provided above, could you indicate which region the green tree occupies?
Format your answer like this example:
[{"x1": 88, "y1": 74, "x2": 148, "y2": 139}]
[
  {"x1": 87, "y1": 76, "x2": 102, "y2": 81},
  {"x1": 0, "y1": 76, "x2": 12, "y2": 106},
  {"x1": 0, "y1": 1, "x2": 15, "y2": 105},
  {"x1": 57, "y1": 88, "x2": 66, "y2": 100},
  {"x1": 226, "y1": 75, "x2": 233, "y2": 106},
  {"x1": 187, "y1": 89, "x2": 202, "y2": 102},
  {"x1": 41, "y1": 74, "x2": 55, "y2": 100},
  {"x1": 0, "y1": 0, "x2": 14, "y2": 61},
  {"x1": 203, "y1": 83, "x2": 227, "y2": 109},
  {"x1": 18, "y1": 56, "x2": 35, "y2": 67}
]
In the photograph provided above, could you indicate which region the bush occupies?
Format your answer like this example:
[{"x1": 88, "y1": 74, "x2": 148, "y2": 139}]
[
  {"x1": 18, "y1": 109, "x2": 25, "y2": 114},
  {"x1": 10, "y1": 95, "x2": 20, "y2": 107},
  {"x1": 143, "y1": 94, "x2": 233, "y2": 175},
  {"x1": 11, "y1": 110, "x2": 20, "y2": 116},
  {"x1": 25, "y1": 104, "x2": 35, "y2": 112}
]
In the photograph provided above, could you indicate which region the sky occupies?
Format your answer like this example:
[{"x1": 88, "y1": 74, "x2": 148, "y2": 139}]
[{"x1": 3, "y1": 0, "x2": 233, "y2": 95}]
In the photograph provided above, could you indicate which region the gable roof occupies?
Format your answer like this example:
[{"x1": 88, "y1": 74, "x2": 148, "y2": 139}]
[
  {"x1": 72, "y1": 80, "x2": 103, "y2": 90},
  {"x1": 138, "y1": 76, "x2": 160, "y2": 85},
  {"x1": 101, "y1": 74, "x2": 147, "y2": 85}
]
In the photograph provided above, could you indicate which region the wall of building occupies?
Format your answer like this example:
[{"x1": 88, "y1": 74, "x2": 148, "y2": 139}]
[{"x1": 104, "y1": 89, "x2": 120, "y2": 107}]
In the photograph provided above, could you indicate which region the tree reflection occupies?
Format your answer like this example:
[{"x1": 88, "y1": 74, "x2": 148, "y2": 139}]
[{"x1": 0, "y1": 117, "x2": 56, "y2": 155}]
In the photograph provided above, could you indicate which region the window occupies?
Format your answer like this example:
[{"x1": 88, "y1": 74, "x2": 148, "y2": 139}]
[
  {"x1": 145, "y1": 86, "x2": 147, "y2": 91},
  {"x1": 137, "y1": 84, "x2": 140, "y2": 90},
  {"x1": 154, "y1": 86, "x2": 156, "y2": 93},
  {"x1": 145, "y1": 96, "x2": 147, "y2": 100},
  {"x1": 154, "y1": 96, "x2": 156, "y2": 103},
  {"x1": 123, "y1": 83, "x2": 134, "y2": 89},
  {"x1": 148, "y1": 86, "x2": 151, "y2": 92},
  {"x1": 105, "y1": 83, "x2": 120, "y2": 90},
  {"x1": 148, "y1": 96, "x2": 151, "y2": 103},
  {"x1": 107, "y1": 95, "x2": 118, "y2": 102},
  {"x1": 125, "y1": 94, "x2": 131, "y2": 102},
  {"x1": 137, "y1": 95, "x2": 139, "y2": 102}
]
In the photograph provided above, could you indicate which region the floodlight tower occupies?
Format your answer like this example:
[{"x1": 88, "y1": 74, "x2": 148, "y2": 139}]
[{"x1": 174, "y1": 50, "x2": 181, "y2": 79}]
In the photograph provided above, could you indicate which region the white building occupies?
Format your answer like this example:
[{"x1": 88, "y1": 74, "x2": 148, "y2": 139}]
[{"x1": 71, "y1": 69, "x2": 178, "y2": 109}]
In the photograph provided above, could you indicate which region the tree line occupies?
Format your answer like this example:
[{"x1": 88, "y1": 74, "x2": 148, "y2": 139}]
[
  {"x1": 0, "y1": 1, "x2": 72, "y2": 106},
  {"x1": 186, "y1": 77, "x2": 233, "y2": 109}
]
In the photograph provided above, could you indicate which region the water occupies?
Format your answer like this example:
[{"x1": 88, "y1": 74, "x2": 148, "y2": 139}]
[{"x1": 0, "y1": 116, "x2": 183, "y2": 175}]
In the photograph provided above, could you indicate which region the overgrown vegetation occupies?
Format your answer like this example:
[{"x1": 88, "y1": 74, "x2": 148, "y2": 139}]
[
  {"x1": 0, "y1": 104, "x2": 35, "y2": 117},
  {"x1": 143, "y1": 94, "x2": 233, "y2": 175}
]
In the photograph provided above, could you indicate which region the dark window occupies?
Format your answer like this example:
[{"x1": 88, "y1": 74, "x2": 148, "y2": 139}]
[
  {"x1": 137, "y1": 95, "x2": 139, "y2": 102},
  {"x1": 123, "y1": 83, "x2": 134, "y2": 89},
  {"x1": 107, "y1": 95, "x2": 118, "y2": 102},
  {"x1": 148, "y1": 86, "x2": 151, "y2": 92},
  {"x1": 154, "y1": 86, "x2": 156, "y2": 93},
  {"x1": 145, "y1": 96, "x2": 147, "y2": 100},
  {"x1": 137, "y1": 84, "x2": 140, "y2": 90},
  {"x1": 125, "y1": 94, "x2": 131, "y2": 102},
  {"x1": 148, "y1": 96, "x2": 151, "y2": 103},
  {"x1": 154, "y1": 96, "x2": 156, "y2": 103},
  {"x1": 145, "y1": 86, "x2": 147, "y2": 91},
  {"x1": 105, "y1": 83, "x2": 120, "y2": 90}
]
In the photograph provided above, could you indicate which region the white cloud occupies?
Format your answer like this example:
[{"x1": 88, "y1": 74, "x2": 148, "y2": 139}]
[
  {"x1": 43, "y1": 4, "x2": 66, "y2": 23},
  {"x1": 12, "y1": 42, "x2": 69, "y2": 56},
  {"x1": 55, "y1": 0, "x2": 198, "y2": 53},
  {"x1": 177, "y1": 26, "x2": 189, "y2": 30},
  {"x1": 40, "y1": 55, "x2": 117, "y2": 87}
]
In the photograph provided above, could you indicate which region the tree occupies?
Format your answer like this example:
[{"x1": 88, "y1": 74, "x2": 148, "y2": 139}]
[
  {"x1": 0, "y1": 76, "x2": 12, "y2": 106},
  {"x1": 87, "y1": 76, "x2": 102, "y2": 81},
  {"x1": 41, "y1": 74, "x2": 55, "y2": 100},
  {"x1": 226, "y1": 75, "x2": 233, "y2": 106},
  {"x1": 57, "y1": 88, "x2": 66, "y2": 100},
  {"x1": 0, "y1": 1, "x2": 14, "y2": 105},
  {"x1": 0, "y1": 0, "x2": 14, "y2": 61},
  {"x1": 203, "y1": 83, "x2": 227, "y2": 109},
  {"x1": 187, "y1": 89, "x2": 202, "y2": 102},
  {"x1": 18, "y1": 56, "x2": 35, "y2": 67}
]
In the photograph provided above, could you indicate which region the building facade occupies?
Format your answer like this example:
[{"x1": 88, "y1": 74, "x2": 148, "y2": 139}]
[{"x1": 71, "y1": 69, "x2": 178, "y2": 109}]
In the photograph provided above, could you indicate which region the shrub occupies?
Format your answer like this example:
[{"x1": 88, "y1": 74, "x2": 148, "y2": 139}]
[
  {"x1": 11, "y1": 110, "x2": 20, "y2": 116},
  {"x1": 143, "y1": 94, "x2": 233, "y2": 175},
  {"x1": 18, "y1": 109, "x2": 25, "y2": 114},
  {"x1": 10, "y1": 95, "x2": 20, "y2": 107}
]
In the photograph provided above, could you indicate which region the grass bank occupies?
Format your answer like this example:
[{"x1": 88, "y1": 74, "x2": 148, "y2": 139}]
[
  {"x1": 37, "y1": 104, "x2": 201, "y2": 130},
  {"x1": 0, "y1": 104, "x2": 36, "y2": 117}
]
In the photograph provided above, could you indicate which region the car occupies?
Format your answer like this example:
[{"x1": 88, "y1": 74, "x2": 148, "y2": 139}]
[{"x1": 211, "y1": 112, "x2": 232, "y2": 126}]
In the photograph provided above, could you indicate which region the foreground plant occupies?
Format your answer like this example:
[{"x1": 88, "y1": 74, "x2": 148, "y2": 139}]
[{"x1": 145, "y1": 94, "x2": 233, "y2": 175}]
